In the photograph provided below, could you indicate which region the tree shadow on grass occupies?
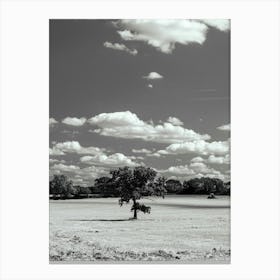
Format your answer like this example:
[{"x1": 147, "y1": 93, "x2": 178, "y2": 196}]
[{"x1": 67, "y1": 218, "x2": 133, "y2": 222}]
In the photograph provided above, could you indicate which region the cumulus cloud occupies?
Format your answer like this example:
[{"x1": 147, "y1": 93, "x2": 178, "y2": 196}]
[
  {"x1": 128, "y1": 155, "x2": 145, "y2": 161},
  {"x1": 49, "y1": 141, "x2": 105, "y2": 156},
  {"x1": 49, "y1": 117, "x2": 58, "y2": 126},
  {"x1": 88, "y1": 111, "x2": 210, "y2": 144},
  {"x1": 158, "y1": 139, "x2": 229, "y2": 156},
  {"x1": 80, "y1": 153, "x2": 139, "y2": 167},
  {"x1": 159, "y1": 162, "x2": 225, "y2": 180},
  {"x1": 50, "y1": 164, "x2": 109, "y2": 186},
  {"x1": 143, "y1": 72, "x2": 163, "y2": 80},
  {"x1": 132, "y1": 148, "x2": 152, "y2": 154},
  {"x1": 62, "y1": 117, "x2": 87, "y2": 126},
  {"x1": 200, "y1": 19, "x2": 230, "y2": 32},
  {"x1": 50, "y1": 152, "x2": 141, "y2": 183},
  {"x1": 217, "y1": 123, "x2": 230, "y2": 131},
  {"x1": 191, "y1": 156, "x2": 205, "y2": 163},
  {"x1": 51, "y1": 163, "x2": 80, "y2": 173},
  {"x1": 89, "y1": 111, "x2": 143, "y2": 127},
  {"x1": 167, "y1": 117, "x2": 184, "y2": 126},
  {"x1": 49, "y1": 148, "x2": 65, "y2": 156},
  {"x1": 49, "y1": 158, "x2": 65, "y2": 164},
  {"x1": 103, "y1": 41, "x2": 138, "y2": 55},
  {"x1": 207, "y1": 154, "x2": 230, "y2": 164},
  {"x1": 147, "y1": 152, "x2": 161, "y2": 158},
  {"x1": 164, "y1": 165, "x2": 195, "y2": 176},
  {"x1": 116, "y1": 19, "x2": 209, "y2": 53},
  {"x1": 189, "y1": 162, "x2": 220, "y2": 175}
]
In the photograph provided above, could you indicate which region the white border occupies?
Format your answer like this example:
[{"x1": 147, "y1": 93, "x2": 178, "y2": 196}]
[{"x1": 0, "y1": 0, "x2": 279, "y2": 279}]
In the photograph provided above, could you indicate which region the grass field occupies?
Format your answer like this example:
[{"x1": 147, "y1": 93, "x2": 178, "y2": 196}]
[{"x1": 49, "y1": 195, "x2": 230, "y2": 263}]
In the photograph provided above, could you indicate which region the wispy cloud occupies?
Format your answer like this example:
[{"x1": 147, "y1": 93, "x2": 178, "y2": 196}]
[
  {"x1": 104, "y1": 41, "x2": 138, "y2": 56},
  {"x1": 200, "y1": 19, "x2": 230, "y2": 32},
  {"x1": 191, "y1": 96, "x2": 229, "y2": 102},
  {"x1": 217, "y1": 124, "x2": 230, "y2": 131}
]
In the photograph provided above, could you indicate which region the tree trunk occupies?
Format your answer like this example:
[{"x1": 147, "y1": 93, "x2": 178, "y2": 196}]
[{"x1": 133, "y1": 199, "x2": 137, "y2": 219}]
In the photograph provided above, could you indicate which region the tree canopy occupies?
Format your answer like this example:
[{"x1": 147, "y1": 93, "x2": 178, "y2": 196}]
[{"x1": 110, "y1": 166, "x2": 166, "y2": 219}]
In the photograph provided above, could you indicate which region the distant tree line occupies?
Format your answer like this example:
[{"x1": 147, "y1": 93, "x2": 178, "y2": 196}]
[
  {"x1": 49, "y1": 170, "x2": 230, "y2": 200},
  {"x1": 165, "y1": 178, "x2": 230, "y2": 195}
]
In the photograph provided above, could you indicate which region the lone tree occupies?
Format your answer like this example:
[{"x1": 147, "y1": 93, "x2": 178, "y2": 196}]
[{"x1": 110, "y1": 166, "x2": 166, "y2": 219}]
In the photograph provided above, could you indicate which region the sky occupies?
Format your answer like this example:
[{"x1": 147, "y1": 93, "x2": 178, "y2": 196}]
[{"x1": 49, "y1": 19, "x2": 230, "y2": 186}]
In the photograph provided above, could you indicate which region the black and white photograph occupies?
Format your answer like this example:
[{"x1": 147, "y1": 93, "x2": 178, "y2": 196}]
[
  {"x1": 1, "y1": 0, "x2": 280, "y2": 278},
  {"x1": 49, "y1": 19, "x2": 231, "y2": 263}
]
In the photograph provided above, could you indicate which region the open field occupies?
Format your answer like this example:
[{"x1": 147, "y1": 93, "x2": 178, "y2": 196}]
[{"x1": 49, "y1": 195, "x2": 230, "y2": 263}]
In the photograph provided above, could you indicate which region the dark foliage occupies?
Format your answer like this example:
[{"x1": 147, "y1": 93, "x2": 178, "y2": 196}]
[
  {"x1": 181, "y1": 177, "x2": 230, "y2": 195},
  {"x1": 111, "y1": 166, "x2": 166, "y2": 219},
  {"x1": 165, "y1": 179, "x2": 183, "y2": 193},
  {"x1": 49, "y1": 173, "x2": 230, "y2": 201},
  {"x1": 131, "y1": 202, "x2": 151, "y2": 214},
  {"x1": 49, "y1": 175, "x2": 75, "y2": 199},
  {"x1": 94, "y1": 176, "x2": 120, "y2": 197}
]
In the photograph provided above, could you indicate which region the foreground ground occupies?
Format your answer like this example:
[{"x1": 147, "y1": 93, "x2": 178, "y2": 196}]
[{"x1": 49, "y1": 195, "x2": 230, "y2": 263}]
